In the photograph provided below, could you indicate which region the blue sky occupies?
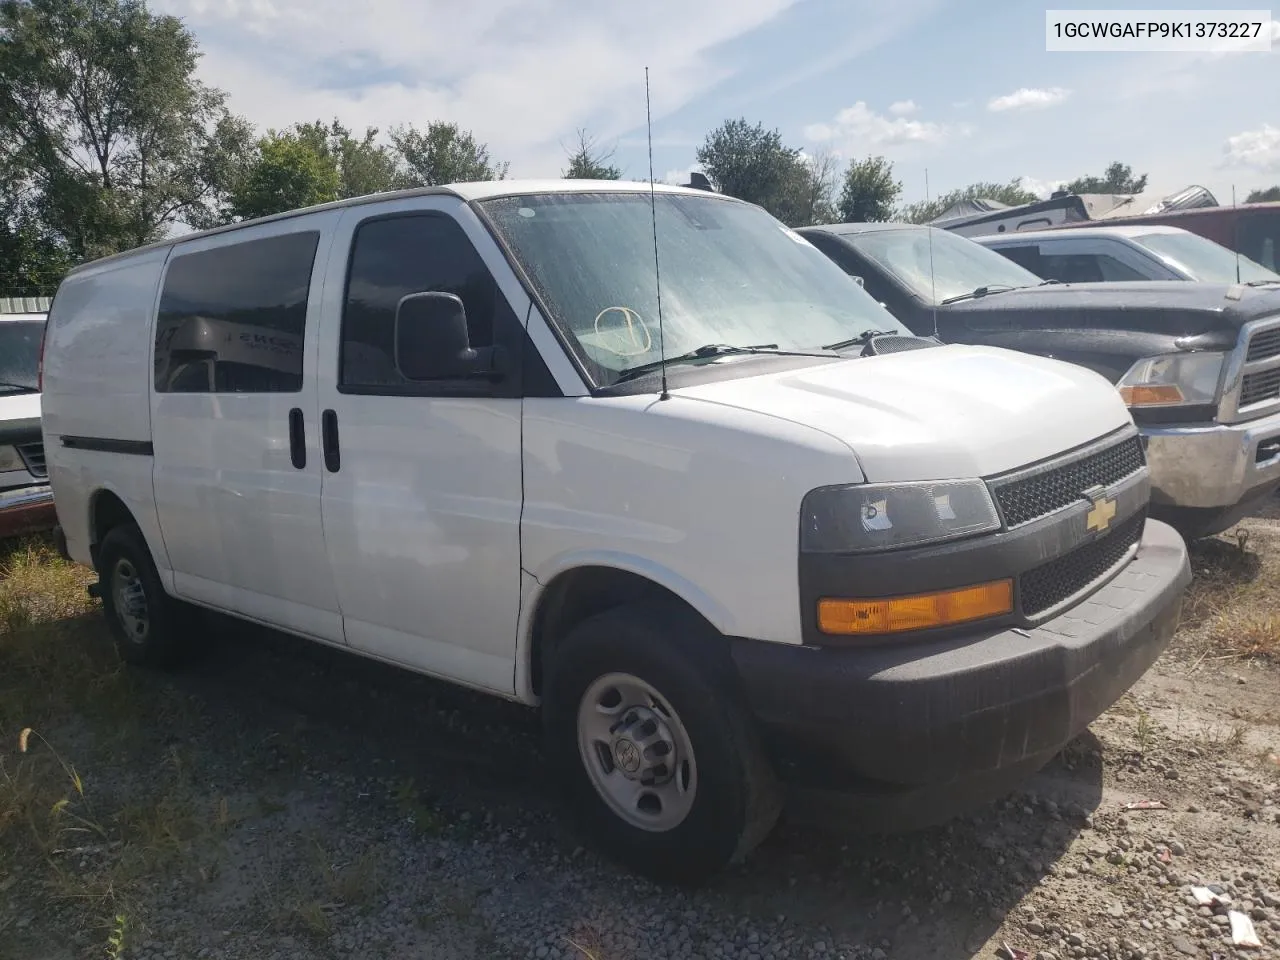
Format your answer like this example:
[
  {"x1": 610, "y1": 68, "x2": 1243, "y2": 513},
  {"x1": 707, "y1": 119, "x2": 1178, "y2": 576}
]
[{"x1": 157, "y1": 0, "x2": 1280, "y2": 206}]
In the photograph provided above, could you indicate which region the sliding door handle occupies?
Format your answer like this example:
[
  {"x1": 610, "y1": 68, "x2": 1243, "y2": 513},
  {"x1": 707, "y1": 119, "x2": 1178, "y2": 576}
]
[
  {"x1": 321, "y1": 408, "x2": 340, "y2": 473},
  {"x1": 287, "y1": 408, "x2": 306, "y2": 469}
]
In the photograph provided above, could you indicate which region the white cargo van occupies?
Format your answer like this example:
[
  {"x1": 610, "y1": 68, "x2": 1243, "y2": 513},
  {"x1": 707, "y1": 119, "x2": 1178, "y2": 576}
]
[{"x1": 42, "y1": 181, "x2": 1191, "y2": 882}]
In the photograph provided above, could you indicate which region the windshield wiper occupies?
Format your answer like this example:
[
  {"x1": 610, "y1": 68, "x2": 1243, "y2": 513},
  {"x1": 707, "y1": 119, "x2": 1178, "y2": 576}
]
[
  {"x1": 0, "y1": 380, "x2": 37, "y2": 393},
  {"x1": 1243, "y1": 279, "x2": 1280, "y2": 286},
  {"x1": 822, "y1": 329, "x2": 895, "y2": 351},
  {"x1": 1038, "y1": 279, "x2": 1061, "y2": 285},
  {"x1": 939, "y1": 284, "x2": 1022, "y2": 305},
  {"x1": 614, "y1": 343, "x2": 832, "y2": 383}
]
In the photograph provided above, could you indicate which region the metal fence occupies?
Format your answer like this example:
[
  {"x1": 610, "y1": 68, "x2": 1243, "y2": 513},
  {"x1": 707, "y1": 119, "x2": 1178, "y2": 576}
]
[{"x1": 0, "y1": 296, "x2": 52, "y2": 314}]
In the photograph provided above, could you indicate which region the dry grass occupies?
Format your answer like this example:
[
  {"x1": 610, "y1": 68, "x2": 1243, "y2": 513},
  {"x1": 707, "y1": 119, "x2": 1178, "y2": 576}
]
[
  {"x1": 1183, "y1": 526, "x2": 1280, "y2": 662},
  {"x1": 0, "y1": 534, "x2": 213, "y2": 956}
]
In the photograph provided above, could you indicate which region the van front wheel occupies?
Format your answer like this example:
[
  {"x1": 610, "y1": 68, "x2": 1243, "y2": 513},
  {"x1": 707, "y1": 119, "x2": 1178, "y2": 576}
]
[
  {"x1": 97, "y1": 524, "x2": 190, "y2": 667},
  {"x1": 543, "y1": 604, "x2": 782, "y2": 883}
]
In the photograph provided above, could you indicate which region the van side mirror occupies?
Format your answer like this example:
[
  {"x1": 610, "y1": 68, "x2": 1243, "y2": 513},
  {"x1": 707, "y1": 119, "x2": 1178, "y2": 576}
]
[{"x1": 393, "y1": 292, "x2": 504, "y2": 382}]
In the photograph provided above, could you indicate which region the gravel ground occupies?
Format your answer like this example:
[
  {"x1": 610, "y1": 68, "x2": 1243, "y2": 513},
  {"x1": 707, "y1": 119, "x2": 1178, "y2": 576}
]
[{"x1": 3, "y1": 517, "x2": 1280, "y2": 960}]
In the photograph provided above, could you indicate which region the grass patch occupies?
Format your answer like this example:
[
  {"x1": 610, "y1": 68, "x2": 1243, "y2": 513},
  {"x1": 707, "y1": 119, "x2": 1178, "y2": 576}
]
[
  {"x1": 0, "y1": 534, "x2": 217, "y2": 955},
  {"x1": 1183, "y1": 529, "x2": 1260, "y2": 628},
  {"x1": 1182, "y1": 526, "x2": 1280, "y2": 663}
]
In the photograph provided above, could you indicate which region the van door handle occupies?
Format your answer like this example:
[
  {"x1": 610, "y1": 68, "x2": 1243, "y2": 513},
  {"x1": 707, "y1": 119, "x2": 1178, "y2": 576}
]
[
  {"x1": 321, "y1": 409, "x2": 340, "y2": 473},
  {"x1": 287, "y1": 407, "x2": 306, "y2": 469}
]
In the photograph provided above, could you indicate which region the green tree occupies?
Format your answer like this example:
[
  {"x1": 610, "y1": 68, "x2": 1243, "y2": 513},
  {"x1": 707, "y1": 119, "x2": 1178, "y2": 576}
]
[
  {"x1": 292, "y1": 119, "x2": 401, "y2": 198},
  {"x1": 899, "y1": 180, "x2": 1039, "y2": 224},
  {"x1": 777, "y1": 151, "x2": 840, "y2": 227},
  {"x1": 0, "y1": 181, "x2": 72, "y2": 292},
  {"x1": 0, "y1": 0, "x2": 253, "y2": 257},
  {"x1": 390, "y1": 122, "x2": 508, "y2": 186},
  {"x1": 695, "y1": 118, "x2": 807, "y2": 222},
  {"x1": 1246, "y1": 186, "x2": 1280, "y2": 203},
  {"x1": 228, "y1": 131, "x2": 340, "y2": 221},
  {"x1": 563, "y1": 129, "x2": 621, "y2": 179},
  {"x1": 1065, "y1": 161, "x2": 1148, "y2": 195},
  {"x1": 837, "y1": 155, "x2": 902, "y2": 223}
]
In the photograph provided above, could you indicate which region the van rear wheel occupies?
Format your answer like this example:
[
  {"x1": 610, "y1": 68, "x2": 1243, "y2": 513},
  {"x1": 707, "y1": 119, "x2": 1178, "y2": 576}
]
[
  {"x1": 543, "y1": 603, "x2": 782, "y2": 883},
  {"x1": 97, "y1": 524, "x2": 190, "y2": 667}
]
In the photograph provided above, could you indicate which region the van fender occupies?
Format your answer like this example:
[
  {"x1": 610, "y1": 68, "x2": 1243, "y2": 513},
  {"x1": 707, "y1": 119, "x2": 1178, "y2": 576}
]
[
  {"x1": 87, "y1": 481, "x2": 176, "y2": 594},
  {"x1": 515, "y1": 550, "x2": 738, "y2": 703}
]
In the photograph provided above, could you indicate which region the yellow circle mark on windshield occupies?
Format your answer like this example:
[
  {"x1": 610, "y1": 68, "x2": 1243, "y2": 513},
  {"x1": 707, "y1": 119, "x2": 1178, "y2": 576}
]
[{"x1": 593, "y1": 306, "x2": 653, "y2": 356}]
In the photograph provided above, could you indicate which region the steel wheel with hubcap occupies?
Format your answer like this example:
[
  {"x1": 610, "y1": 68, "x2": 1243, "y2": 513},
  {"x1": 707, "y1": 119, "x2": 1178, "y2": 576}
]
[
  {"x1": 110, "y1": 556, "x2": 150, "y2": 646},
  {"x1": 97, "y1": 523, "x2": 192, "y2": 666},
  {"x1": 544, "y1": 601, "x2": 781, "y2": 883},
  {"x1": 577, "y1": 672, "x2": 698, "y2": 833}
]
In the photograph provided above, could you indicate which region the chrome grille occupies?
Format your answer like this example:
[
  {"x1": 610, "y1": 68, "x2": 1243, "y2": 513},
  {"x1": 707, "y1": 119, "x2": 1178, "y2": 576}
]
[
  {"x1": 988, "y1": 433, "x2": 1146, "y2": 528},
  {"x1": 1222, "y1": 316, "x2": 1280, "y2": 422},
  {"x1": 1020, "y1": 510, "x2": 1145, "y2": 617},
  {"x1": 16, "y1": 442, "x2": 46, "y2": 478},
  {"x1": 1242, "y1": 367, "x2": 1280, "y2": 408},
  {"x1": 1247, "y1": 327, "x2": 1280, "y2": 362}
]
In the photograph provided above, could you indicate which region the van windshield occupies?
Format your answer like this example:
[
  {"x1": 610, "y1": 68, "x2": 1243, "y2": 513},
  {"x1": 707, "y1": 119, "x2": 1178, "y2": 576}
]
[
  {"x1": 1132, "y1": 230, "x2": 1280, "y2": 283},
  {"x1": 0, "y1": 319, "x2": 45, "y2": 393},
  {"x1": 478, "y1": 192, "x2": 901, "y2": 387},
  {"x1": 844, "y1": 227, "x2": 1042, "y2": 304}
]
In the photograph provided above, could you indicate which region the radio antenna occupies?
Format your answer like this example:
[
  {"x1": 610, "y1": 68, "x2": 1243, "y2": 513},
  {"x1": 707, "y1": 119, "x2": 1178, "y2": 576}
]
[
  {"x1": 644, "y1": 67, "x2": 670, "y2": 401},
  {"x1": 1232, "y1": 184, "x2": 1242, "y2": 284},
  {"x1": 925, "y1": 167, "x2": 938, "y2": 339}
]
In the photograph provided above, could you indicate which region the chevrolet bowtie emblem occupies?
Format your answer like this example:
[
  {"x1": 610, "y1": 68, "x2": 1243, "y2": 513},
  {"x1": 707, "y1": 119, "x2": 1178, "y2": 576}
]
[{"x1": 1085, "y1": 492, "x2": 1117, "y2": 533}]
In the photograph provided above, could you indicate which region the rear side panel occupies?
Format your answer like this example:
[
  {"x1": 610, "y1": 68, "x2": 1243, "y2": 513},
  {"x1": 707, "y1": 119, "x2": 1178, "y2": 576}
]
[{"x1": 41, "y1": 249, "x2": 170, "y2": 570}]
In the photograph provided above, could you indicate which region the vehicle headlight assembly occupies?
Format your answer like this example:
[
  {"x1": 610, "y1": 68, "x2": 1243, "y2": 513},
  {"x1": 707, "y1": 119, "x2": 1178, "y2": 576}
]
[
  {"x1": 800, "y1": 479, "x2": 1001, "y2": 553},
  {"x1": 1116, "y1": 351, "x2": 1225, "y2": 408},
  {"x1": 0, "y1": 445, "x2": 25, "y2": 473}
]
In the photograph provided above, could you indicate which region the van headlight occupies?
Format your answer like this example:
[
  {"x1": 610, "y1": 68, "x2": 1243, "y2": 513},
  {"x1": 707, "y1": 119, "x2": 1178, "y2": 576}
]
[
  {"x1": 800, "y1": 479, "x2": 1001, "y2": 553},
  {"x1": 0, "y1": 446, "x2": 25, "y2": 472},
  {"x1": 1116, "y1": 351, "x2": 1225, "y2": 407}
]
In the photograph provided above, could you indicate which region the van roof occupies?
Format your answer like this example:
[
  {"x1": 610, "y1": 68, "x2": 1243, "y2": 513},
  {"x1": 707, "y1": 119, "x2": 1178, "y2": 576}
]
[
  {"x1": 974, "y1": 224, "x2": 1192, "y2": 243},
  {"x1": 65, "y1": 179, "x2": 729, "y2": 277}
]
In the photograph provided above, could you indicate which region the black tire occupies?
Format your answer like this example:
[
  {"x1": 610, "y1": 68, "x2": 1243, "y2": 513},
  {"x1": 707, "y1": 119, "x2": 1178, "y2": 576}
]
[
  {"x1": 542, "y1": 602, "x2": 782, "y2": 884},
  {"x1": 96, "y1": 523, "x2": 191, "y2": 667}
]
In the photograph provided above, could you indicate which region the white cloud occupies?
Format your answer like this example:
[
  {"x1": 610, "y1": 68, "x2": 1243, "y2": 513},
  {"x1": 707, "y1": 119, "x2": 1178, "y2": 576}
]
[
  {"x1": 1223, "y1": 124, "x2": 1280, "y2": 172},
  {"x1": 1018, "y1": 175, "x2": 1068, "y2": 199},
  {"x1": 987, "y1": 87, "x2": 1072, "y2": 113},
  {"x1": 888, "y1": 99, "x2": 918, "y2": 116},
  {"x1": 152, "y1": 0, "x2": 801, "y2": 176},
  {"x1": 663, "y1": 163, "x2": 704, "y2": 185},
  {"x1": 803, "y1": 101, "x2": 956, "y2": 152}
]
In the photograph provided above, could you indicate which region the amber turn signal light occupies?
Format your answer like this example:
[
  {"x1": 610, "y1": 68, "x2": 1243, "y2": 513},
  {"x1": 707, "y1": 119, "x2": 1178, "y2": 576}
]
[
  {"x1": 817, "y1": 579, "x2": 1014, "y2": 636},
  {"x1": 1118, "y1": 384, "x2": 1184, "y2": 407}
]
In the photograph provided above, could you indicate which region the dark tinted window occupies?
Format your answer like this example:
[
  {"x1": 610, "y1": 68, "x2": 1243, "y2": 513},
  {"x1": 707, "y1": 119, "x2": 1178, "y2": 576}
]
[
  {"x1": 0, "y1": 319, "x2": 46, "y2": 393},
  {"x1": 341, "y1": 214, "x2": 497, "y2": 389},
  {"x1": 154, "y1": 231, "x2": 320, "y2": 394},
  {"x1": 1040, "y1": 252, "x2": 1146, "y2": 283},
  {"x1": 1240, "y1": 212, "x2": 1280, "y2": 272},
  {"x1": 996, "y1": 244, "x2": 1045, "y2": 275}
]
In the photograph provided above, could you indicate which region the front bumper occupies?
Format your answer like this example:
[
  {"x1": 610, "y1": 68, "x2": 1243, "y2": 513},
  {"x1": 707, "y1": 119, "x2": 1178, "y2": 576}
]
[
  {"x1": 731, "y1": 519, "x2": 1189, "y2": 828},
  {"x1": 0, "y1": 483, "x2": 56, "y2": 539},
  {"x1": 1143, "y1": 409, "x2": 1280, "y2": 509}
]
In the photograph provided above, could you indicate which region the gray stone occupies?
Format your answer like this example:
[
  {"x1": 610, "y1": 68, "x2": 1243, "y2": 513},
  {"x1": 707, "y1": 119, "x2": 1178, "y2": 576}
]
[{"x1": 1170, "y1": 935, "x2": 1197, "y2": 956}]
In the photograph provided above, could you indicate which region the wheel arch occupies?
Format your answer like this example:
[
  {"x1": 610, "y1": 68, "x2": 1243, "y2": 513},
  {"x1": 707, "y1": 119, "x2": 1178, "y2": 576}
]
[{"x1": 517, "y1": 553, "x2": 736, "y2": 703}]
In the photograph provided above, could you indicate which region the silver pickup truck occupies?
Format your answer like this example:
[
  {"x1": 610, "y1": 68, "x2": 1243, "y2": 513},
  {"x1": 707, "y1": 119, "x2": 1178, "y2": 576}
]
[{"x1": 0, "y1": 300, "x2": 55, "y2": 538}]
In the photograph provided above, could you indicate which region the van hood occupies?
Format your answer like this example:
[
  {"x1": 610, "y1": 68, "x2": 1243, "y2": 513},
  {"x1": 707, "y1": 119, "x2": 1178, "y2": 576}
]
[
  {"x1": 673, "y1": 345, "x2": 1131, "y2": 482},
  {"x1": 941, "y1": 280, "x2": 1280, "y2": 343}
]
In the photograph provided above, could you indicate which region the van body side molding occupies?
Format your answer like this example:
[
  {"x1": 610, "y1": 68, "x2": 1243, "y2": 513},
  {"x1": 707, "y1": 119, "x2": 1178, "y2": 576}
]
[{"x1": 59, "y1": 435, "x2": 155, "y2": 456}]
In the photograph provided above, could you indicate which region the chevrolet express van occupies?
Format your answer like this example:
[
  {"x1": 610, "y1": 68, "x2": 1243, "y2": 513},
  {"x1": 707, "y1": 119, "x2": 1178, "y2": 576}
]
[{"x1": 41, "y1": 181, "x2": 1191, "y2": 882}]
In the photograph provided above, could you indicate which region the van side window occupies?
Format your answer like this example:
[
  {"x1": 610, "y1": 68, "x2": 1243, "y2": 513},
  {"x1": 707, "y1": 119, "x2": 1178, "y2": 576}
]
[
  {"x1": 341, "y1": 214, "x2": 497, "y2": 390},
  {"x1": 154, "y1": 231, "x2": 320, "y2": 394}
]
